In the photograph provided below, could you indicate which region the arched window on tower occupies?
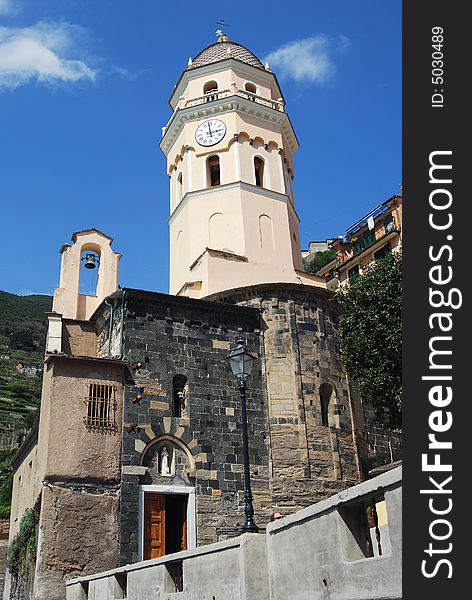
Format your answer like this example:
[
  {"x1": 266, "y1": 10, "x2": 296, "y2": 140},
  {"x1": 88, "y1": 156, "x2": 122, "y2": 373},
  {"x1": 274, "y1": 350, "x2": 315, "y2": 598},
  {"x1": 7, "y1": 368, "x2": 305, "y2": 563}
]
[
  {"x1": 207, "y1": 155, "x2": 221, "y2": 187},
  {"x1": 172, "y1": 375, "x2": 188, "y2": 418},
  {"x1": 259, "y1": 215, "x2": 275, "y2": 251},
  {"x1": 245, "y1": 82, "x2": 257, "y2": 96},
  {"x1": 320, "y1": 383, "x2": 333, "y2": 427},
  {"x1": 203, "y1": 80, "x2": 218, "y2": 101},
  {"x1": 177, "y1": 172, "x2": 183, "y2": 199},
  {"x1": 254, "y1": 157, "x2": 265, "y2": 188}
]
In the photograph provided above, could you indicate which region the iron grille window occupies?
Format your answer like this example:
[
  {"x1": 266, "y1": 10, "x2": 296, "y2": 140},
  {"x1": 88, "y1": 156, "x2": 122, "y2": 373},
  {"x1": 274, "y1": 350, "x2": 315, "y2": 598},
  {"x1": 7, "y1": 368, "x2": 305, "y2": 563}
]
[{"x1": 84, "y1": 383, "x2": 116, "y2": 429}]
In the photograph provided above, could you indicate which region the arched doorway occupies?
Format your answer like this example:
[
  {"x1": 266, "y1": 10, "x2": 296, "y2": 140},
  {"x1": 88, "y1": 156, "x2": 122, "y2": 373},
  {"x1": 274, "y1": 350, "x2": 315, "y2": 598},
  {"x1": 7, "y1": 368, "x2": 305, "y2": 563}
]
[{"x1": 139, "y1": 437, "x2": 196, "y2": 560}]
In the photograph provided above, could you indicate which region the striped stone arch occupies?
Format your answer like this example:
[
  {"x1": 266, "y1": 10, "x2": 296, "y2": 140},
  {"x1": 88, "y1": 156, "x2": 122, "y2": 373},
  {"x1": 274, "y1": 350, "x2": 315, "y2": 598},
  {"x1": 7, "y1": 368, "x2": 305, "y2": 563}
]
[{"x1": 140, "y1": 434, "x2": 197, "y2": 481}]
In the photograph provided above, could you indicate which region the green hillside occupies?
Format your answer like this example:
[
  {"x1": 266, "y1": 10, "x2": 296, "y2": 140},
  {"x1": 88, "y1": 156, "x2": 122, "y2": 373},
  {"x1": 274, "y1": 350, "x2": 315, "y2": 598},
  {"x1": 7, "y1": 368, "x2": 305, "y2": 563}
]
[
  {"x1": 0, "y1": 291, "x2": 52, "y2": 351},
  {"x1": 0, "y1": 291, "x2": 52, "y2": 436},
  {"x1": 0, "y1": 291, "x2": 52, "y2": 516}
]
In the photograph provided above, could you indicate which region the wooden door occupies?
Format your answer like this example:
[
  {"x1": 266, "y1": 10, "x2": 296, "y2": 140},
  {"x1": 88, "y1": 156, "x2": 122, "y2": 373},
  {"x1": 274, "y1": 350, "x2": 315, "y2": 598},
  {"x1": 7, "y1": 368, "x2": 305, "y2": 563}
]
[
  {"x1": 144, "y1": 493, "x2": 165, "y2": 559},
  {"x1": 179, "y1": 496, "x2": 187, "y2": 551}
]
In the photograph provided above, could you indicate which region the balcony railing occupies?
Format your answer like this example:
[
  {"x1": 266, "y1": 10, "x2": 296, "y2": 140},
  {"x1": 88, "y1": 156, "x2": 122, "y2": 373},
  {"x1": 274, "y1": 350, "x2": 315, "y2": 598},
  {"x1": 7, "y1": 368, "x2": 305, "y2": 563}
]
[
  {"x1": 184, "y1": 88, "x2": 284, "y2": 111},
  {"x1": 351, "y1": 230, "x2": 376, "y2": 256},
  {"x1": 336, "y1": 223, "x2": 400, "y2": 268}
]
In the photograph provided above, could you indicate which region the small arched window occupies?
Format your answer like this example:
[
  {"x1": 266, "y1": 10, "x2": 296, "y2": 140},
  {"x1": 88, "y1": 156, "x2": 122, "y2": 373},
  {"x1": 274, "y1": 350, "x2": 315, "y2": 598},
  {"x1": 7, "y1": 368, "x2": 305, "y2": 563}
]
[
  {"x1": 207, "y1": 155, "x2": 221, "y2": 187},
  {"x1": 254, "y1": 157, "x2": 265, "y2": 188},
  {"x1": 204, "y1": 80, "x2": 218, "y2": 94},
  {"x1": 173, "y1": 375, "x2": 188, "y2": 418},
  {"x1": 259, "y1": 215, "x2": 274, "y2": 250},
  {"x1": 320, "y1": 383, "x2": 333, "y2": 427},
  {"x1": 177, "y1": 172, "x2": 183, "y2": 199},
  {"x1": 245, "y1": 82, "x2": 257, "y2": 95},
  {"x1": 209, "y1": 213, "x2": 226, "y2": 249}
]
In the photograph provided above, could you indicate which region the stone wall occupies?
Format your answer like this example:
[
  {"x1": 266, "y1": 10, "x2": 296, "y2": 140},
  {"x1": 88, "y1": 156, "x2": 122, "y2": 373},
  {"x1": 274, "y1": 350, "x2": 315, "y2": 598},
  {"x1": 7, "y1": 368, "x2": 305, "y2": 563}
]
[
  {"x1": 61, "y1": 321, "x2": 97, "y2": 358},
  {"x1": 111, "y1": 283, "x2": 368, "y2": 565},
  {"x1": 363, "y1": 404, "x2": 402, "y2": 471},
  {"x1": 115, "y1": 290, "x2": 270, "y2": 565},
  {"x1": 95, "y1": 292, "x2": 124, "y2": 359},
  {"x1": 32, "y1": 484, "x2": 120, "y2": 600},
  {"x1": 208, "y1": 283, "x2": 365, "y2": 511},
  {"x1": 3, "y1": 356, "x2": 127, "y2": 600},
  {"x1": 6, "y1": 281, "x2": 398, "y2": 599}
]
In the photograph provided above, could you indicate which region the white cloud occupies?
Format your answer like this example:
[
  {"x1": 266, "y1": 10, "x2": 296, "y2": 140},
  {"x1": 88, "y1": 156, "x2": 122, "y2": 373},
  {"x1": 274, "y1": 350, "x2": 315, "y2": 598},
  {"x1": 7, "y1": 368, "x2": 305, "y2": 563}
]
[
  {"x1": 0, "y1": 0, "x2": 18, "y2": 16},
  {"x1": 265, "y1": 35, "x2": 346, "y2": 85},
  {"x1": 107, "y1": 65, "x2": 149, "y2": 81},
  {"x1": 0, "y1": 21, "x2": 97, "y2": 89}
]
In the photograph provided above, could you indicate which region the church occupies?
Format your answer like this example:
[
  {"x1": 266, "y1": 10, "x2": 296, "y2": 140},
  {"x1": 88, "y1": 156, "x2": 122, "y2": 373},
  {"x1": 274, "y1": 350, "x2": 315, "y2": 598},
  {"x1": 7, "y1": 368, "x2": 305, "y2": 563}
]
[{"x1": 5, "y1": 34, "x2": 398, "y2": 600}]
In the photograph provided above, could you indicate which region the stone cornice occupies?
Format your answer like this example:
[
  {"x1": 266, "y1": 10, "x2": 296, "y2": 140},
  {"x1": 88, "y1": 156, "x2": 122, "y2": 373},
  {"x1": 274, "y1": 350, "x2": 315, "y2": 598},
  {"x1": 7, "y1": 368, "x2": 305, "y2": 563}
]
[
  {"x1": 122, "y1": 287, "x2": 262, "y2": 319},
  {"x1": 160, "y1": 95, "x2": 299, "y2": 156},
  {"x1": 168, "y1": 181, "x2": 301, "y2": 225},
  {"x1": 204, "y1": 281, "x2": 335, "y2": 304}
]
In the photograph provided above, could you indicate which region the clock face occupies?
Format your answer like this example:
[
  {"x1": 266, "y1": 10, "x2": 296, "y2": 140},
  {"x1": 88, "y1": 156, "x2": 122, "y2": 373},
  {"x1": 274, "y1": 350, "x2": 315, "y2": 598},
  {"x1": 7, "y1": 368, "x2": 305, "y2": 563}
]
[{"x1": 195, "y1": 119, "x2": 226, "y2": 146}]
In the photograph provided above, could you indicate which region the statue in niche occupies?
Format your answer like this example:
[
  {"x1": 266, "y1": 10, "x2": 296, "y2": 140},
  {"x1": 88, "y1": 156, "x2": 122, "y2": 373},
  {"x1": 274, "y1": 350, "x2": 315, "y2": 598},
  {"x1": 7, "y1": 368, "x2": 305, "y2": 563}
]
[{"x1": 160, "y1": 446, "x2": 171, "y2": 476}]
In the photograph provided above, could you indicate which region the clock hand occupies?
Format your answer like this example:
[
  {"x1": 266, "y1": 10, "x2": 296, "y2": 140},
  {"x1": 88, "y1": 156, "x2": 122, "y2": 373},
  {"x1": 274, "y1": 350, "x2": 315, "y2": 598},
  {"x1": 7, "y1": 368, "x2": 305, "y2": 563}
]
[{"x1": 207, "y1": 122, "x2": 213, "y2": 137}]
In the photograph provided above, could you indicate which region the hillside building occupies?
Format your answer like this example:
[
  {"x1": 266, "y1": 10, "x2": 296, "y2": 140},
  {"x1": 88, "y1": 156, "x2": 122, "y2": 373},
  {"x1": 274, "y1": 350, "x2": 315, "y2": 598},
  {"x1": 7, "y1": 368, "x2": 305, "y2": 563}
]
[{"x1": 331, "y1": 194, "x2": 402, "y2": 286}]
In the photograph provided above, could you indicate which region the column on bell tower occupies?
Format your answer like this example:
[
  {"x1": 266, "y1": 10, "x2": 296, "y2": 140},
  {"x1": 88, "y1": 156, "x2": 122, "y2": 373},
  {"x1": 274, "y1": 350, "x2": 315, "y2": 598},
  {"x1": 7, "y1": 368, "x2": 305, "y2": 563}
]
[{"x1": 161, "y1": 36, "x2": 324, "y2": 298}]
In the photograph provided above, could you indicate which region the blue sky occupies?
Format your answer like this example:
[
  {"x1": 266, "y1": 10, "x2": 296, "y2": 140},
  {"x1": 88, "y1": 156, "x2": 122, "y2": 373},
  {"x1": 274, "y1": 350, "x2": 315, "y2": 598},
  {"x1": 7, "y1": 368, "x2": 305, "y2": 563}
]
[{"x1": 0, "y1": 0, "x2": 401, "y2": 296}]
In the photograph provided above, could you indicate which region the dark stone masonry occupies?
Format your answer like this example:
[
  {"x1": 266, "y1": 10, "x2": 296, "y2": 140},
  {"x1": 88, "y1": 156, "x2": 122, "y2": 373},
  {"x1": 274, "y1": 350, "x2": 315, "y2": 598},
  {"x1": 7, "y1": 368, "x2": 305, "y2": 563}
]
[
  {"x1": 92, "y1": 283, "x2": 396, "y2": 567},
  {"x1": 97, "y1": 289, "x2": 269, "y2": 565}
]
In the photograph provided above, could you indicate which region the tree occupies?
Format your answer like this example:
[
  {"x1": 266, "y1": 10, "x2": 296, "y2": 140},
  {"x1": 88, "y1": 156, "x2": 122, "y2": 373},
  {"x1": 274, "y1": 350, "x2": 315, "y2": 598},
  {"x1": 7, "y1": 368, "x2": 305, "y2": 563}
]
[
  {"x1": 337, "y1": 251, "x2": 402, "y2": 429},
  {"x1": 303, "y1": 249, "x2": 336, "y2": 274}
]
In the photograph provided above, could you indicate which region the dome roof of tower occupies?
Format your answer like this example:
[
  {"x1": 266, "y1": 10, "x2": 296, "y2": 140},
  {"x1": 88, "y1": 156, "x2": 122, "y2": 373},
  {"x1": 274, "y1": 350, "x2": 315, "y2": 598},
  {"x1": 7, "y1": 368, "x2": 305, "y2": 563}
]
[{"x1": 191, "y1": 35, "x2": 265, "y2": 70}]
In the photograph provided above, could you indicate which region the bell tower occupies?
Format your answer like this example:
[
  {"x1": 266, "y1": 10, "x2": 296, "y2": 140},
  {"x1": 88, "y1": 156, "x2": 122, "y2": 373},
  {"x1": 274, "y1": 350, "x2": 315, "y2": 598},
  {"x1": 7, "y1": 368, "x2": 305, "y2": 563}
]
[
  {"x1": 52, "y1": 228, "x2": 121, "y2": 321},
  {"x1": 161, "y1": 34, "x2": 323, "y2": 298}
]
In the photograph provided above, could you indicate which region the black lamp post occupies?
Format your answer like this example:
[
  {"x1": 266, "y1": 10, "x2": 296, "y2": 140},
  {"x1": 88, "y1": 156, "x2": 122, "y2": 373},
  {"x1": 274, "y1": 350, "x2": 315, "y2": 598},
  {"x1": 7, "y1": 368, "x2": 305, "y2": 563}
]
[{"x1": 227, "y1": 337, "x2": 259, "y2": 533}]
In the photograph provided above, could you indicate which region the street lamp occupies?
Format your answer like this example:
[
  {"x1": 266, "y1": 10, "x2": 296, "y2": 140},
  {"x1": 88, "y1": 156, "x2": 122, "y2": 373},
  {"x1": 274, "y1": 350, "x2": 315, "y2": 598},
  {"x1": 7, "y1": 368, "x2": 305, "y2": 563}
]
[{"x1": 227, "y1": 337, "x2": 259, "y2": 533}]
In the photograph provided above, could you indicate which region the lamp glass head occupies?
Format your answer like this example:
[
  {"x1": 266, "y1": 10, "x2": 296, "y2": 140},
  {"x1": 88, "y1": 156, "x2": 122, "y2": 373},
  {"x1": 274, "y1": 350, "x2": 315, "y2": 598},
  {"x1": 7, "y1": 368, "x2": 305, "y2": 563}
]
[{"x1": 228, "y1": 337, "x2": 257, "y2": 380}]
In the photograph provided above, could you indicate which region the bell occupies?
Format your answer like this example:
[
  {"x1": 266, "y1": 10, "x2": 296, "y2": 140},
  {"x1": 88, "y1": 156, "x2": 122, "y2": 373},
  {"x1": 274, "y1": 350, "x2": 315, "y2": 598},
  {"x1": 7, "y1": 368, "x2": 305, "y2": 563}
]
[{"x1": 83, "y1": 254, "x2": 97, "y2": 269}]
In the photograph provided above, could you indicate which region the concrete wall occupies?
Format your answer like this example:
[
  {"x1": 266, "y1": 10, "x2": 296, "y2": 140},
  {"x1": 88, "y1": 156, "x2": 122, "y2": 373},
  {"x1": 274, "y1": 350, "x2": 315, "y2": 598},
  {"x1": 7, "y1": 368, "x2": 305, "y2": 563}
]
[
  {"x1": 266, "y1": 466, "x2": 402, "y2": 600},
  {"x1": 30, "y1": 356, "x2": 125, "y2": 598},
  {"x1": 66, "y1": 534, "x2": 268, "y2": 600},
  {"x1": 65, "y1": 467, "x2": 401, "y2": 600}
]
